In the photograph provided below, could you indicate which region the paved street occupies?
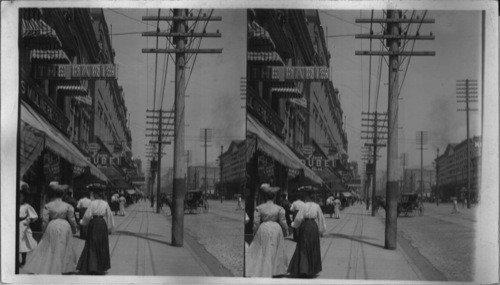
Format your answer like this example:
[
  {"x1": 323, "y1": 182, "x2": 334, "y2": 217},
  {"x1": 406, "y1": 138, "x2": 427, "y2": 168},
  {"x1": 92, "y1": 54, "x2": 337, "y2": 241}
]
[
  {"x1": 162, "y1": 199, "x2": 244, "y2": 276},
  {"x1": 395, "y1": 202, "x2": 476, "y2": 282}
]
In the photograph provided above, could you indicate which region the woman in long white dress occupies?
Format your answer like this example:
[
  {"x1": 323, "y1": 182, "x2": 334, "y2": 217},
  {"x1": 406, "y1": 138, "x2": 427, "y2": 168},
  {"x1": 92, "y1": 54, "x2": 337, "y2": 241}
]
[
  {"x1": 288, "y1": 191, "x2": 326, "y2": 278},
  {"x1": 23, "y1": 182, "x2": 78, "y2": 274},
  {"x1": 245, "y1": 183, "x2": 289, "y2": 277},
  {"x1": 18, "y1": 181, "x2": 38, "y2": 267}
]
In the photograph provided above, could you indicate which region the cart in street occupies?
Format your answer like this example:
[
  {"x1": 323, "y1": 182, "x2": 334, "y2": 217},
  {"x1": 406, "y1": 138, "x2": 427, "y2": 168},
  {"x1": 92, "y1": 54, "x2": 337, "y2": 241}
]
[
  {"x1": 397, "y1": 193, "x2": 424, "y2": 217},
  {"x1": 184, "y1": 189, "x2": 209, "y2": 214}
]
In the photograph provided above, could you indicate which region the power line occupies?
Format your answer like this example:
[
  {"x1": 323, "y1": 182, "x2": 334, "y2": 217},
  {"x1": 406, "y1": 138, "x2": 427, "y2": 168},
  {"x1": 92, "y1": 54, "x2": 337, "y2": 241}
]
[
  {"x1": 321, "y1": 10, "x2": 369, "y2": 30},
  {"x1": 107, "y1": 9, "x2": 157, "y2": 28}
]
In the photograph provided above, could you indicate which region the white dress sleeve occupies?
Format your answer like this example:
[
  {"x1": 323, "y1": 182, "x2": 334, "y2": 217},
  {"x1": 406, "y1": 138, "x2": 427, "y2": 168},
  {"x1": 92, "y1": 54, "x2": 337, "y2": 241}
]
[
  {"x1": 105, "y1": 202, "x2": 115, "y2": 232},
  {"x1": 316, "y1": 204, "x2": 326, "y2": 235}
]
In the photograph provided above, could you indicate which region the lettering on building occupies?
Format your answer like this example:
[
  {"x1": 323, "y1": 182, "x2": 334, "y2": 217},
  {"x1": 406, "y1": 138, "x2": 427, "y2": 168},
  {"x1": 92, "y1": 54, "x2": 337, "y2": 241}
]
[
  {"x1": 248, "y1": 66, "x2": 330, "y2": 82},
  {"x1": 34, "y1": 64, "x2": 117, "y2": 80}
]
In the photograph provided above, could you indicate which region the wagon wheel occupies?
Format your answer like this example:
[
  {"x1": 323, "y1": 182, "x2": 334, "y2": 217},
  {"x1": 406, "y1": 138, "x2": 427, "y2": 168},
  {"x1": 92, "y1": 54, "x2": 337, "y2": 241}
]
[
  {"x1": 203, "y1": 199, "x2": 209, "y2": 213},
  {"x1": 418, "y1": 202, "x2": 424, "y2": 216}
]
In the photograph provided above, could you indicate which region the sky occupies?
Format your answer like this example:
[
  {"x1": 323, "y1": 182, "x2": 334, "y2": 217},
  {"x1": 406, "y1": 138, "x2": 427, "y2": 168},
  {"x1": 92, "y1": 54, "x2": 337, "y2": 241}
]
[
  {"x1": 102, "y1": 8, "x2": 482, "y2": 175},
  {"x1": 318, "y1": 10, "x2": 482, "y2": 171},
  {"x1": 103, "y1": 9, "x2": 246, "y2": 170}
]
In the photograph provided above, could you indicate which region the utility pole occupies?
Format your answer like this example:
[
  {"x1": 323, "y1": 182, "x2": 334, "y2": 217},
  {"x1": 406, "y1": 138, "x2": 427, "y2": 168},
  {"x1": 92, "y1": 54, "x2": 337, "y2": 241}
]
[
  {"x1": 416, "y1": 131, "x2": 428, "y2": 200},
  {"x1": 400, "y1": 153, "x2": 407, "y2": 192},
  {"x1": 185, "y1": 150, "x2": 191, "y2": 190},
  {"x1": 435, "y1": 148, "x2": 439, "y2": 206},
  {"x1": 200, "y1": 128, "x2": 212, "y2": 198},
  {"x1": 219, "y1": 145, "x2": 224, "y2": 203},
  {"x1": 356, "y1": 10, "x2": 435, "y2": 249},
  {"x1": 142, "y1": 9, "x2": 222, "y2": 246},
  {"x1": 457, "y1": 79, "x2": 478, "y2": 209},
  {"x1": 146, "y1": 109, "x2": 173, "y2": 213},
  {"x1": 361, "y1": 111, "x2": 387, "y2": 216}
]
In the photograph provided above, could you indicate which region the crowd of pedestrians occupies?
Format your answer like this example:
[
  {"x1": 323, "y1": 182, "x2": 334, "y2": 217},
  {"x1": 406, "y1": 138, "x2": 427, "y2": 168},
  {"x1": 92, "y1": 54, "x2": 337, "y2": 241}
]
[
  {"x1": 245, "y1": 183, "x2": 328, "y2": 279},
  {"x1": 18, "y1": 181, "x2": 117, "y2": 275}
]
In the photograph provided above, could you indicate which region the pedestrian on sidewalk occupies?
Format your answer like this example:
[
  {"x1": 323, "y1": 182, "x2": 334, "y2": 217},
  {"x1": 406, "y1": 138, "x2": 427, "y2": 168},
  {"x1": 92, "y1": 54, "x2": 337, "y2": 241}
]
[
  {"x1": 288, "y1": 191, "x2": 326, "y2": 278},
  {"x1": 245, "y1": 183, "x2": 289, "y2": 278},
  {"x1": 451, "y1": 197, "x2": 460, "y2": 214},
  {"x1": 326, "y1": 196, "x2": 334, "y2": 218},
  {"x1": 76, "y1": 194, "x2": 92, "y2": 240},
  {"x1": 290, "y1": 193, "x2": 306, "y2": 242},
  {"x1": 118, "y1": 194, "x2": 126, "y2": 216},
  {"x1": 279, "y1": 193, "x2": 292, "y2": 229},
  {"x1": 333, "y1": 196, "x2": 341, "y2": 219},
  {"x1": 18, "y1": 181, "x2": 38, "y2": 268},
  {"x1": 110, "y1": 193, "x2": 120, "y2": 215},
  {"x1": 23, "y1": 182, "x2": 78, "y2": 274},
  {"x1": 77, "y1": 189, "x2": 115, "y2": 275}
]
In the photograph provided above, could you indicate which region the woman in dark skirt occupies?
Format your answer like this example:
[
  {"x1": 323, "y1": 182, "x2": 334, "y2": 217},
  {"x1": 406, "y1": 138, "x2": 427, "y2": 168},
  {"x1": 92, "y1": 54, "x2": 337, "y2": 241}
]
[
  {"x1": 77, "y1": 190, "x2": 115, "y2": 275},
  {"x1": 288, "y1": 192, "x2": 326, "y2": 278}
]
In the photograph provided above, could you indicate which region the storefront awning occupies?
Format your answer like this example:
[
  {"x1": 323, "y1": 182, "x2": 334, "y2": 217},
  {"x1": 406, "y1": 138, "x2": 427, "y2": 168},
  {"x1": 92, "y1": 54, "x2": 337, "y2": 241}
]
[
  {"x1": 21, "y1": 101, "x2": 108, "y2": 182},
  {"x1": 248, "y1": 51, "x2": 284, "y2": 65},
  {"x1": 248, "y1": 21, "x2": 276, "y2": 50},
  {"x1": 56, "y1": 83, "x2": 88, "y2": 97},
  {"x1": 22, "y1": 18, "x2": 62, "y2": 49},
  {"x1": 29, "y1": 49, "x2": 70, "y2": 63},
  {"x1": 271, "y1": 86, "x2": 302, "y2": 99},
  {"x1": 247, "y1": 115, "x2": 323, "y2": 184}
]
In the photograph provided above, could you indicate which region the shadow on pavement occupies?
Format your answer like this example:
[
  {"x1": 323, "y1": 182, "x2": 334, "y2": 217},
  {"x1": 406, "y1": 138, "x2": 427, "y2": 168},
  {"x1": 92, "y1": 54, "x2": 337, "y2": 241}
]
[{"x1": 322, "y1": 232, "x2": 384, "y2": 249}]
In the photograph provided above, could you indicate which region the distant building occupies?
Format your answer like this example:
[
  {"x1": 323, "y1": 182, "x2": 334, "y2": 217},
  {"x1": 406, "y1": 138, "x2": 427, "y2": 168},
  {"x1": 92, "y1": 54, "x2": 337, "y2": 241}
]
[
  {"x1": 436, "y1": 136, "x2": 481, "y2": 201},
  {"x1": 402, "y1": 168, "x2": 436, "y2": 197},
  {"x1": 221, "y1": 140, "x2": 246, "y2": 198},
  {"x1": 187, "y1": 165, "x2": 220, "y2": 194}
]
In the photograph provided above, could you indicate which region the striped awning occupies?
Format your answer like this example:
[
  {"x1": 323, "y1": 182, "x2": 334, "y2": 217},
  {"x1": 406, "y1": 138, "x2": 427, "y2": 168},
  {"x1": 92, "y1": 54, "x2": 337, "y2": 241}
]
[
  {"x1": 271, "y1": 86, "x2": 302, "y2": 99},
  {"x1": 248, "y1": 51, "x2": 284, "y2": 65},
  {"x1": 248, "y1": 21, "x2": 276, "y2": 50},
  {"x1": 22, "y1": 18, "x2": 62, "y2": 49},
  {"x1": 29, "y1": 49, "x2": 70, "y2": 63},
  {"x1": 56, "y1": 82, "x2": 88, "y2": 97}
]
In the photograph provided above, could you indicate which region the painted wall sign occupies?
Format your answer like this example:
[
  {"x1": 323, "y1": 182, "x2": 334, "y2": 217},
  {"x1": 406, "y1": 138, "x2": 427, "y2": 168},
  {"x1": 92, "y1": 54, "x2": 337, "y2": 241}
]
[
  {"x1": 248, "y1": 66, "x2": 329, "y2": 81},
  {"x1": 20, "y1": 73, "x2": 69, "y2": 132},
  {"x1": 87, "y1": 153, "x2": 122, "y2": 167},
  {"x1": 34, "y1": 64, "x2": 117, "y2": 80}
]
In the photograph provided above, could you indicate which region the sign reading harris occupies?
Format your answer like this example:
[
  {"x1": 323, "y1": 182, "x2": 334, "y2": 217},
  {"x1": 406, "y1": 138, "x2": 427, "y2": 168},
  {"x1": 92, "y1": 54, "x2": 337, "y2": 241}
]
[
  {"x1": 34, "y1": 64, "x2": 117, "y2": 80},
  {"x1": 248, "y1": 66, "x2": 329, "y2": 81}
]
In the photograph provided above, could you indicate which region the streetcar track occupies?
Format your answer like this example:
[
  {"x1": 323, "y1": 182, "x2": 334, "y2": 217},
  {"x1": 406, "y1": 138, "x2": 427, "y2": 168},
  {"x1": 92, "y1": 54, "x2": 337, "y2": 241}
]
[
  {"x1": 321, "y1": 212, "x2": 353, "y2": 262},
  {"x1": 346, "y1": 213, "x2": 361, "y2": 279},
  {"x1": 110, "y1": 206, "x2": 140, "y2": 257},
  {"x1": 134, "y1": 203, "x2": 145, "y2": 275}
]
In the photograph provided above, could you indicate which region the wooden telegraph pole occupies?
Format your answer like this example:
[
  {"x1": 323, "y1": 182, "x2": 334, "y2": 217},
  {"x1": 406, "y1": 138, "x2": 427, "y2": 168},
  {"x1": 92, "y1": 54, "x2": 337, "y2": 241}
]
[
  {"x1": 457, "y1": 79, "x2": 478, "y2": 209},
  {"x1": 146, "y1": 109, "x2": 173, "y2": 213},
  {"x1": 142, "y1": 9, "x2": 222, "y2": 246},
  {"x1": 416, "y1": 131, "x2": 428, "y2": 200},
  {"x1": 356, "y1": 10, "x2": 435, "y2": 249},
  {"x1": 200, "y1": 128, "x2": 212, "y2": 199},
  {"x1": 361, "y1": 111, "x2": 387, "y2": 216}
]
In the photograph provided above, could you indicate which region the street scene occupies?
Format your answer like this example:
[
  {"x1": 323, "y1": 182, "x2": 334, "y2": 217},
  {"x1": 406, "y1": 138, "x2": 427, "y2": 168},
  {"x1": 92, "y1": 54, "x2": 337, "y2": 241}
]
[
  {"x1": 13, "y1": 6, "x2": 246, "y2": 277},
  {"x1": 243, "y1": 7, "x2": 496, "y2": 284},
  {"x1": 2, "y1": 1, "x2": 498, "y2": 284}
]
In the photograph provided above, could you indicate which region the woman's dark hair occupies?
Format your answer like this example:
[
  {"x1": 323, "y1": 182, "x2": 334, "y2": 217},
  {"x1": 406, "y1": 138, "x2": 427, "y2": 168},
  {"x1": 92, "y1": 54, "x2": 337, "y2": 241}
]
[
  {"x1": 48, "y1": 186, "x2": 64, "y2": 199},
  {"x1": 261, "y1": 190, "x2": 276, "y2": 201},
  {"x1": 91, "y1": 190, "x2": 104, "y2": 199}
]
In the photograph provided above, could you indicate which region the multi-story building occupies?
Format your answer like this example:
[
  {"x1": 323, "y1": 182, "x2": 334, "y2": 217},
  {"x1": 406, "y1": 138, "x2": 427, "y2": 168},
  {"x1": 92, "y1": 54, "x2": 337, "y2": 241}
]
[
  {"x1": 19, "y1": 8, "x2": 139, "y2": 227},
  {"x1": 221, "y1": 140, "x2": 246, "y2": 198},
  {"x1": 402, "y1": 168, "x2": 436, "y2": 196},
  {"x1": 436, "y1": 136, "x2": 481, "y2": 201},
  {"x1": 187, "y1": 165, "x2": 220, "y2": 194},
  {"x1": 245, "y1": 9, "x2": 349, "y2": 235}
]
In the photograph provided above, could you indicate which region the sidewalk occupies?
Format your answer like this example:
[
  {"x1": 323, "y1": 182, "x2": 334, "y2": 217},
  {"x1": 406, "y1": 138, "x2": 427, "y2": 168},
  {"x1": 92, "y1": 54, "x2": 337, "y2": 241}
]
[
  {"x1": 283, "y1": 204, "x2": 426, "y2": 280},
  {"x1": 21, "y1": 201, "x2": 218, "y2": 276}
]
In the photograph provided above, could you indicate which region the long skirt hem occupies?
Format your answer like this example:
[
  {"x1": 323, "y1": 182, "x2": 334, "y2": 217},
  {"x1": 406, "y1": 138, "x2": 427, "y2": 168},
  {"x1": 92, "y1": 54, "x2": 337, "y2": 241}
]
[
  {"x1": 287, "y1": 219, "x2": 322, "y2": 277},
  {"x1": 77, "y1": 217, "x2": 110, "y2": 274}
]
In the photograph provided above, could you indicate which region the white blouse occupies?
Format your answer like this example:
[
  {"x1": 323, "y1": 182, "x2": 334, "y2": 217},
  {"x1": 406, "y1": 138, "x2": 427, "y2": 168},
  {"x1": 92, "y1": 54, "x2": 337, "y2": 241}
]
[
  {"x1": 80, "y1": 199, "x2": 115, "y2": 232},
  {"x1": 19, "y1": 203, "x2": 38, "y2": 223},
  {"x1": 291, "y1": 202, "x2": 326, "y2": 234}
]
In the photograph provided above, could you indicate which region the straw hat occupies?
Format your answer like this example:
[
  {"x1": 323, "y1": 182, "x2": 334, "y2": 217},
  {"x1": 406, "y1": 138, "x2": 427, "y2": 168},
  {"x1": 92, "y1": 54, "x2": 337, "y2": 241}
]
[
  {"x1": 260, "y1": 183, "x2": 280, "y2": 194},
  {"x1": 48, "y1": 181, "x2": 60, "y2": 190}
]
